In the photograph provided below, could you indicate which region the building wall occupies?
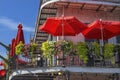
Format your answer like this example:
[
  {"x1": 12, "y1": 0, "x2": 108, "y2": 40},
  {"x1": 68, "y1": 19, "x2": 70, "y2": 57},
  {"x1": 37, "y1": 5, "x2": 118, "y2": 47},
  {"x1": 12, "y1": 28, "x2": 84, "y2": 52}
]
[{"x1": 57, "y1": 7, "x2": 120, "y2": 44}]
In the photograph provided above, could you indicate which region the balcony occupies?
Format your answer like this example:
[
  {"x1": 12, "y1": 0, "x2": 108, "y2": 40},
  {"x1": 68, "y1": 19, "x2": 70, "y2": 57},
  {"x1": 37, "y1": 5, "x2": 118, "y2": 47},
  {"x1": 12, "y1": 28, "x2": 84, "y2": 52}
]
[
  {"x1": 8, "y1": 41, "x2": 120, "y2": 80},
  {"x1": 13, "y1": 42, "x2": 120, "y2": 69}
]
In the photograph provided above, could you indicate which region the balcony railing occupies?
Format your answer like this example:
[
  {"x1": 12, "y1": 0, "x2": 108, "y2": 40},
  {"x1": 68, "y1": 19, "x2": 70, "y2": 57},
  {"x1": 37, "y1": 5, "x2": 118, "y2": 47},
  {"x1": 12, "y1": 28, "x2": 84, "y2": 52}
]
[{"x1": 13, "y1": 53, "x2": 119, "y2": 70}]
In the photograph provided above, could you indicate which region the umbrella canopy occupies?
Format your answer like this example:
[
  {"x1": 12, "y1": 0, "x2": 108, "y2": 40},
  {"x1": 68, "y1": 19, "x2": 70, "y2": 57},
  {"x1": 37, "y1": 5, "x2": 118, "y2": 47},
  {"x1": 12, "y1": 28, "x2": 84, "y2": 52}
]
[
  {"x1": 39, "y1": 16, "x2": 87, "y2": 36},
  {"x1": 10, "y1": 38, "x2": 16, "y2": 57},
  {"x1": 15, "y1": 24, "x2": 25, "y2": 44},
  {"x1": 0, "y1": 62, "x2": 4, "y2": 66},
  {"x1": 0, "y1": 69, "x2": 6, "y2": 76},
  {"x1": 82, "y1": 20, "x2": 120, "y2": 40}
]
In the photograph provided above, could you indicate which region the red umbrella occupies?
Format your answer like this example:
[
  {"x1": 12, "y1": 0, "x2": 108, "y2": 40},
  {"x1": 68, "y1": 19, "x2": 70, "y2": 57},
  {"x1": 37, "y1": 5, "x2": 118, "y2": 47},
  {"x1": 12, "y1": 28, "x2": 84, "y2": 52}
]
[
  {"x1": 0, "y1": 62, "x2": 4, "y2": 66},
  {"x1": 15, "y1": 24, "x2": 25, "y2": 45},
  {"x1": 39, "y1": 16, "x2": 87, "y2": 36},
  {"x1": 16, "y1": 24, "x2": 27, "y2": 55},
  {"x1": 82, "y1": 20, "x2": 120, "y2": 40},
  {"x1": 0, "y1": 69, "x2": 6, "y2": 76},
  {"x1": 10, "y1": 38, "x2": 16, "y2": 57}
]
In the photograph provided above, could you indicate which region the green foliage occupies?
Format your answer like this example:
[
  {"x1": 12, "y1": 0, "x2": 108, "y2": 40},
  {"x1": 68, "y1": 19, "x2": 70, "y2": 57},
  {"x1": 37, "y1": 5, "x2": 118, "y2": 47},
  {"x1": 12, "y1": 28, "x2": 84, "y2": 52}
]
[
  {"x1": 30, "y1": 42, "x2": 38, "y2": 52},
  {"x1": 15, "y1": 41, "x2": 24, "y2": 55},
  {"x1": 104, "y1": 43, "x2": 114, "y2": 59},
  {"x1": 41, "y1": 41, "x2": 56, "y2": 59},
  {"x1": 114, "y1": 44, "x2": 120, "y2": 53},
  {"x1": 29, "y1": 42, "x2": 38, "y2": 63},
  {"x1": 41, "y1": 40, "x2": 73, "y2": 66},
  {"x1": 92, "y1": 42, "x2": 100, "y2": 57},
  {"x1": 41, "y1": 41, "x2": 56, "y2": 67},
  {"x1": 60, "y1": 40, "x2": 73, "y2": 54},
  {"x1": 76, "y1": 42, "x2": 88, "y2": 63},
  {"x1": 41, "y1": 40, "x2": 74, "y2": 58}
]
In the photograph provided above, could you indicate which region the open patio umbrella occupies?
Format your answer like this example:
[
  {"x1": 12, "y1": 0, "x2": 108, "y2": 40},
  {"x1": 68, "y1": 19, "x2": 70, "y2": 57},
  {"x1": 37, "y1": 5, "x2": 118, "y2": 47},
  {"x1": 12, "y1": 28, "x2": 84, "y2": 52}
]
[
  {"x1": 39, "y1": 16, "x2": 87, "y2": 36},
  {"x1": 82, "y1": 20, "x2": 120, "y2": 60},
  {"x1": 82, "y1": 20, "x2": 120, "y2": 40}
]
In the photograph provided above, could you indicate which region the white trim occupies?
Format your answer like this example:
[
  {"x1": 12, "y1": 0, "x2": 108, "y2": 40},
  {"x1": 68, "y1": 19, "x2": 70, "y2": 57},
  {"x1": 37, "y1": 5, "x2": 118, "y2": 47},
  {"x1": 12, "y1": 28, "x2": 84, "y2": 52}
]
[
  {"x1": 40, "y1": 0, "x2": 120, "y2": 10},
  {"x1": 9, "y1": 67, "x2": 120, "y2": 80},
  {"x1": 60, "y1": 0, "x2": 120, "y2": 6},
  {"x1": 41, "y1": 0, "x2": 59, "y2": 10}
]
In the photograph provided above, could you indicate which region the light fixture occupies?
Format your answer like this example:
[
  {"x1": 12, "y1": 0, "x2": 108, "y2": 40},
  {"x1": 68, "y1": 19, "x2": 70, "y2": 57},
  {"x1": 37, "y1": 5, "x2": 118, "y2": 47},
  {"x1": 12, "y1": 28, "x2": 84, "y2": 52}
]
[{"x1": 58, "y1": 71, "x2": 62, "y2": 76}]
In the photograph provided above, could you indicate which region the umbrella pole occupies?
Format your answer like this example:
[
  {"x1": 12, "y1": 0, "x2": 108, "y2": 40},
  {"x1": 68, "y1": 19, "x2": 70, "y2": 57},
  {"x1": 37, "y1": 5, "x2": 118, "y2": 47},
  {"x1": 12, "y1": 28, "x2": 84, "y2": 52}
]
[
  {"x1": 62, "y1": 6, "x2": 64, "y2": 40},
  {"x1": 100, "y1": 19, "x2": 105, "y2": 66},
  {"x1": 62, "y1": 23, "x2": 64, "y2": 40},
  {"x1": 62, "y1": 6, "x2": 65, "y2": 66}
]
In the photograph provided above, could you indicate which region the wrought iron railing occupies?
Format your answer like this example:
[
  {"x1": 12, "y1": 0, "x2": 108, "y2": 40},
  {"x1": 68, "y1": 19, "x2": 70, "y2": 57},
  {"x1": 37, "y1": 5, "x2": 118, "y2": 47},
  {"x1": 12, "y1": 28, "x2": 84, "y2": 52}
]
[{"x1": 14, "y1": 54, "x2": 119, "y2": 69}]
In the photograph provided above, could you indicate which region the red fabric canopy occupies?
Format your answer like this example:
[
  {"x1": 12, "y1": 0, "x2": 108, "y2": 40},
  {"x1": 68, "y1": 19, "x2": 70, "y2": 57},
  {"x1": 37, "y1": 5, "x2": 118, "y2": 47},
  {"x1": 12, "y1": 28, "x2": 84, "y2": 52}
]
[
  {"x1": 82, "y1": 20, "x2": 120, "y2": 40},
  {"x1": 0, "y1": 62, "x2": 4, "y2": 66},
  {"x1": 0, "y1": 69, "x2": 6, "y2": 77},
  {"x1": 15, "y1": 24, "x2": 27, "y2": 56},
  {"x1": 15, "y1": 24, "x2": 25, "y2": 44},
  {"x1": 10, "y1": 38, "x2": 16, "y2": 57},
  {"x1": 39, "y1": 16, "x2": 87, "y2": 36}
]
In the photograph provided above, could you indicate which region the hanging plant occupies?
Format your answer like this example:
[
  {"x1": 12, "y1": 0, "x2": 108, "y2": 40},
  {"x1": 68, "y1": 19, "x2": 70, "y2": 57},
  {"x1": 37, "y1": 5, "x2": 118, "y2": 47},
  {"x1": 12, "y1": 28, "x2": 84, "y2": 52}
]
[
  {"x1": 41, "y1": 41, "x2": 56, "y2": 67},
  {"x1": 24, "y1": 44, "x2": 31, "y2": 52},
  {"x1": 104, "y1": 43, "x2": 114, "y2": 59},
  {"x1": 69, "y1": 42, "x2": 77, "y2": 55},
  {"x1": 15, "y1": 41, "x2": 24, "y2": 55},
  {"x1": 41, "y1": 41, "x2": 56, "y2": 58},
  {"x1": 60, "y1": 40, "x2": 73, "y2": 54},
  {"x1": 92, "y1": 42, "x2": 101, "y2": 58},
  {"x1": 76, "y1": 42, "x2": 88, "y2": 63},
  {"x1": 29, "y1": 42, "x2": 38, "y2": 63},
  {"x1": 56, "y1": 40, "x2": 73, "y2": 54},
  {"x1": 30, "y1": 42, "x2": 38, "y2": 52}
]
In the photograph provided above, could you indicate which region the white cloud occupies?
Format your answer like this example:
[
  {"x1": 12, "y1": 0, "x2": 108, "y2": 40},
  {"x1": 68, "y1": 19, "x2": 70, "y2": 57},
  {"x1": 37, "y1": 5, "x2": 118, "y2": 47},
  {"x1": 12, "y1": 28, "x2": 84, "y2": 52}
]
[{"x1": 0, "y1": 17, "x2": 34, "y2": 32}]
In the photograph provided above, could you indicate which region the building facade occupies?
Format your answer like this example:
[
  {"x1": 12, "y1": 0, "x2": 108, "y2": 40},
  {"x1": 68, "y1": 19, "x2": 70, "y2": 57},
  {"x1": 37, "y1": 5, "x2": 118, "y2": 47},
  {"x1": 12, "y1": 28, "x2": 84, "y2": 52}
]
[{"x1": 9, "y1": 0, "x2": 120, "y2": 80}]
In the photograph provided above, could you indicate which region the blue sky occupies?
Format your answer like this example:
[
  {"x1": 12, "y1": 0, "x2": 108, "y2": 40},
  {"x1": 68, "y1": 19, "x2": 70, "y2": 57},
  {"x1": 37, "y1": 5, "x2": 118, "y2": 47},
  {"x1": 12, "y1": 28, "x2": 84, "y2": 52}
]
[{"x1": 0, "y1": 0, "x2": 40, "y2": 59}]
